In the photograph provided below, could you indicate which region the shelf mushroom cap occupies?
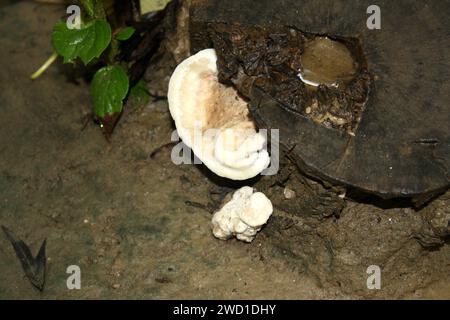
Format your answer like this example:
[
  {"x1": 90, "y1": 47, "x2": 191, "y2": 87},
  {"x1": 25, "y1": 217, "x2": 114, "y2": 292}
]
[{"x1": 168, "y1": 49, "x2": 270, "y2": 180}]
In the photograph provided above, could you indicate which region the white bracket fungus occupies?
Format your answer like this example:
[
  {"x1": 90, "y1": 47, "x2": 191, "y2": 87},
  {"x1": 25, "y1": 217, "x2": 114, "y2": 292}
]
[
  {"x1": 211, "y1": 187, "x2": 273, "y2": 243},
  {"x1": 168, "y1": 49, "x2": 270, "y2": 180}
]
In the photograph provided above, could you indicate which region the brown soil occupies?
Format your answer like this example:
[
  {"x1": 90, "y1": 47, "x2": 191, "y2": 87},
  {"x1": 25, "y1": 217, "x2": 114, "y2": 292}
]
[{"x1": 0, "y1": 1, "x2": 448, "y2": 299}]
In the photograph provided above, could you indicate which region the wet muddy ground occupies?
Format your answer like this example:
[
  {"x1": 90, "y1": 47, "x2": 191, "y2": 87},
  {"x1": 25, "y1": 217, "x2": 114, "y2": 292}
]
[{"x1": 0, "y1": 1, "x2": 448, "y2": 299}]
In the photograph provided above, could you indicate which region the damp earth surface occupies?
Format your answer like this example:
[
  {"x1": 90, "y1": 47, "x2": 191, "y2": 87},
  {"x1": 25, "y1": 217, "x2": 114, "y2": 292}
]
[{"x1": 0, "y1": 1, "x2": 449, "y2": 299}]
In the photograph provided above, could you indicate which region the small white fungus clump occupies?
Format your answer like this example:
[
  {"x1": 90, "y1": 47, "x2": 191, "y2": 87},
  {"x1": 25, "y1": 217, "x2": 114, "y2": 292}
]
[{"x1": 211, "y1": 187, "x2": 273, "y2": 243}]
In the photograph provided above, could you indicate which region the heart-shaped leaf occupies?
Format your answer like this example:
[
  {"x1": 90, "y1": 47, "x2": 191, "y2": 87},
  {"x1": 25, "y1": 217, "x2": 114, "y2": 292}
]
[
  {"x1": 52, "y1": 20, "x2": 112, "y2": 65},
  {"x1": 90, "y1": 65, "x2": 129, "y2": 117}
]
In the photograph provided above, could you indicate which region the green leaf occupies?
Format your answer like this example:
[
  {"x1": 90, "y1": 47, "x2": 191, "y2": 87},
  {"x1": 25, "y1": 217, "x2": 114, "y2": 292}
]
[
  {"x1": 90, "y1": 65, "x2": 129, "y2": 117},
  {"x1": 116, "y1": 27, "x2": 136, "y2": 41},
  {"x1": 52, "y1": 20, "x2": 112, "y2": 65},
  {"x1": 130, "y1": 80, "x2": 151, "y2": 105}
]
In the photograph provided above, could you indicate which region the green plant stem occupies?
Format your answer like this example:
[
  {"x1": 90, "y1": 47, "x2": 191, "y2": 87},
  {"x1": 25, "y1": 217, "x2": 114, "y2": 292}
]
[
  {"x1": 30, "y1": 52, "x2": 58, "y2": 80},
  {"x1": 80, "y1": 0, "x2": 95, "y2": 17}
]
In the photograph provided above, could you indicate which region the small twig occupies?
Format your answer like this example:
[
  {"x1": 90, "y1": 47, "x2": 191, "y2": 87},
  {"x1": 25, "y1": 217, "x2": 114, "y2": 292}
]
[
  {"x1": 80, "y1": 114, "x2": 92, "y2": 132},
  {"x1": 149, "y1": 142, "x2": 177, "y2": 159},
  {"x1": 31, "y1": 52, "x2": 58, "y2": 80},
  {"x1": 149, "y1": 92, "x2": 167, "y2": 102},
  {"x1": 184, "y1": 200, "x2": 209, "y2": 212},
  {"x1": 185, "y1": 200, "x2": 219, "y2": 213}
]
